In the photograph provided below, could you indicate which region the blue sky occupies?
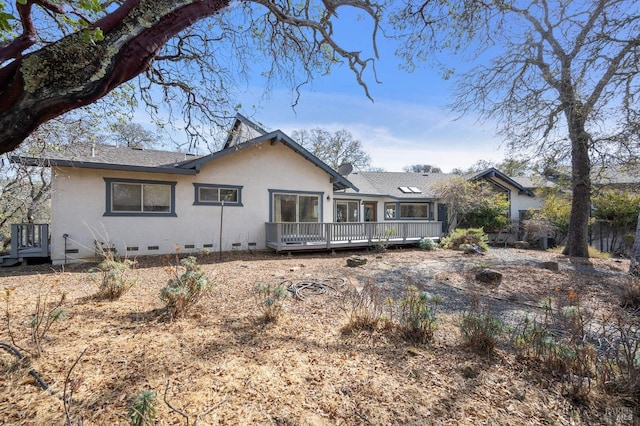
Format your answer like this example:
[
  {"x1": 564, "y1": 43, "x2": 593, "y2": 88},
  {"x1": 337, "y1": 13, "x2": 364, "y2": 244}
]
[
  {"x1": 144, "y1": 6, "x2": 508, "y2": 173},
  {"x1": 228, "y1": 8, "x2": 507, "y2": 173}
]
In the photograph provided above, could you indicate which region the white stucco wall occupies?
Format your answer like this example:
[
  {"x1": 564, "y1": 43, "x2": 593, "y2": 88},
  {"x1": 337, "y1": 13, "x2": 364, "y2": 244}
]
[{"x1": 50, "y1": 142, "x2": 335, "y2": 264}]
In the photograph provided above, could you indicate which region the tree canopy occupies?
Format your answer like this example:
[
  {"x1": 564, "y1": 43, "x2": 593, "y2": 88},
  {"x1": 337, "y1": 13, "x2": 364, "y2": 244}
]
[
  {"x1": 0, "y1": 0, "x2": 382, "y2": 154},
  {"x1": 291, "y1": 128, "x2": 373, "y2": 171},
  {"x1": 395, "y1": 0, "x2": 640, "y2": 257}
]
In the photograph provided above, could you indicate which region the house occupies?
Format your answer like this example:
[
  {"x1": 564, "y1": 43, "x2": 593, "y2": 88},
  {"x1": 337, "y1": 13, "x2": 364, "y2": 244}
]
[
  {"x1": 334, "y1": 167, "x2": 544, "y2": 236},
  {"x1": 5, "y1": 114, "x2": 545, "y2": 265}
]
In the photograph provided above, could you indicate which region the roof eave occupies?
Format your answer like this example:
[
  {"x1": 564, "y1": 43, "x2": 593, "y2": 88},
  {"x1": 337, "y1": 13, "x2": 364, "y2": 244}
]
[{"x1": 12, "y1": 156, "x2": 197, "y2": 175}]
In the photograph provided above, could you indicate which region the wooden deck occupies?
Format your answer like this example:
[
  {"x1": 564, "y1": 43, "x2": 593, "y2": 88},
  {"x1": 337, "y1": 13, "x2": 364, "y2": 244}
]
[
  {"x1": 265, "y1": 221, "x2": 443, "y2": 252},
  {"x1": 0, "y1": 223, "x2": 50, "y2": 266}
]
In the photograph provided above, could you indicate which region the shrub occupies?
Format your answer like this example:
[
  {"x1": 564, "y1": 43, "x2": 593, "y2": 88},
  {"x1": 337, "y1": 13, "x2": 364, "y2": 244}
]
[
  {"x1": 513, "y1": 293, "x2": 596, "y2": 398},
  {"x1": 440, "y1": 228, "x2": 489, "y2": 252},
  {"x1": 418, "y1": 237, "x2": 438, "y2": 250},
  {"x1": 340, "y1": 279, "x2": 384, "y2": 333},
  {"x1": 620, "y1": 281, "x2": 640, "y2": 310},
  {"x1": 254, "y1": 281, "x2": 290, "y2": 323},
  {"x1": 160, "y1": 256, "x2": 213, "y2": 320},
  {"x1": 128, "y1": 390, "x2": 157, "y2": 426},
  {"x1": 91, "y1": 257, "x2": 138, "y2": 300},
  {"x1": 460, "y1": 310, "x2": 503, "y2": 354},
  {"x1": 398, "y1": 285, "x2": 442, "y2": 343}
]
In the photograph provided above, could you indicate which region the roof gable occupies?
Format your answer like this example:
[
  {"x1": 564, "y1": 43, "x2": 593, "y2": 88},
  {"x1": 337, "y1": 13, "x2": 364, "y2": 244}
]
[
  {"x1": 180, "y1": 129, "x2": 357, "y2": 191},
  {"x1": 223, "y1": 113, "x2": 268, "y2": 149},
  {"x1": 470, "y1": 167, "x2": 535, "y2": 196}
]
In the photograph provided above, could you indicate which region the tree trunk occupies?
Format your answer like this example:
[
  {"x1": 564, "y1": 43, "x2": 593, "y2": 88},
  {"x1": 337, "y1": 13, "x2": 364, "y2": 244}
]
[
  {"x1": 562, "y1": 116, "x2": 591, "y2": 258},
  {"x1": 0, "y1": 0, "x2": 230, "y2": 155},
  {"x1": 631, "y1": 212, "x2": 640, "y2": 277}
]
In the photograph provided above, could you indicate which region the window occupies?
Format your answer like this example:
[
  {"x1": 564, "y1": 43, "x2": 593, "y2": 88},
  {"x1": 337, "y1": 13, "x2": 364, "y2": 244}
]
[
  {"x1": 104, "y1": 178, "x2": 176, "y2": 216},
  {"x1": 385, "y1": 202, "x2": 397, "y2": 219},
  {"x1": 194, "y1": 184, "x2": 242, "y2": 206},
  {"x1": 272, "y1": 192, "x2": 320, "y2": 222},
  {"x1": 399, "y1": 202, "x2": 433, "y2": 219},
  {"x1": 335, "y1": 200, "x2": 359, "y2": 222}
]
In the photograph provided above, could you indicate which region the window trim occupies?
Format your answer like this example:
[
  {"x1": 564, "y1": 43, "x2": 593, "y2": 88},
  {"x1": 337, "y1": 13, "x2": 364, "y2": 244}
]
[
  {"x1": 384, "y1": 202, "x2": 398, "y2": 220},
  {"x1": 269, "y1": 189, "x2": 324, "y2": 222},
  {"x1": 334, "y1": 198, "x2": 360, "y2": 223},
  {"x1": 384, "y1": 201, "x2": 434, "y2": 220},
  {"x1": 399, "y1": 202, "x2": 434, "y2": 220},
  {"x1": 104, "y1": 178, "x2": 176, "y2": 217},
  {"x1": 193, "y1": 183, "x2": 243, "y2": 206}
]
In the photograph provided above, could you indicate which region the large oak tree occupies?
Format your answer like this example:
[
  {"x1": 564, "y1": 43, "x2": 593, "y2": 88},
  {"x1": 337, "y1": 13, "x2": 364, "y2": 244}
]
[
  {"x1": 395, "y1": 0, "x2": 640, "y2": 257},
  {"x1": 0, "y1": 0, "x2": 382, "y2": 154}
]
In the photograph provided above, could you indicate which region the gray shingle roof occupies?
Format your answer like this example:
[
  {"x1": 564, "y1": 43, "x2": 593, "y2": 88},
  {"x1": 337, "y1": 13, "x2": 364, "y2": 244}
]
[
  {"x1": 337, "y1": 171, "x2": 456, "y2": 198},
  {"x1": 16, "y1": 143, "x2": 202, "y2": 170}
]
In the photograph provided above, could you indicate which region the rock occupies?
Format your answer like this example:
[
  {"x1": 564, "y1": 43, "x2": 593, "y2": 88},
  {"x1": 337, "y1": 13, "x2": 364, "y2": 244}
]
[
  {"x1": 540, "y1": 261, "x2": 559, "y2": 271},
  {"x1": 514, "y1": 241, "x2": 530, "y2": 249},
  {"x1": 346, "y1": 255, "x2": 367, "y2": 267},
  {"x1": 475, "y1": 268, "x2": 502, "y2": 285}
]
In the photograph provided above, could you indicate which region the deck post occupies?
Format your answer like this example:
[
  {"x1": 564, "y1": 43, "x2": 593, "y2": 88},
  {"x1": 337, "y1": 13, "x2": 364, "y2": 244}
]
[
  {"x1": 403, "y1": 222, "x2": 408, "y2": 243},
  {"x1": 276, "y1": 223, "x2": 282, "y2": 251},
  {"x1": 326, "y1": 223, "x2": 332, "y2": 249},
  {"x1": 10, "y1": 224, "x2": 19, "y2": 257}
]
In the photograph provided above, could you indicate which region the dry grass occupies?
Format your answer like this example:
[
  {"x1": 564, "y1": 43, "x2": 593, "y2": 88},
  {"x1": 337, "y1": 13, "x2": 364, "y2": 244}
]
[{"x1": 0, "y1": 248, "x2": 637, "y2": 425}]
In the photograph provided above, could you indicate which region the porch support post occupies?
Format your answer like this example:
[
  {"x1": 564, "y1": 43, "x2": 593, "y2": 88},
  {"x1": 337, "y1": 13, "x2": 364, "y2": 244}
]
[
  {"x1": 326, "y1": 223, "x2": 331, "y2": 249},
  {"x1": 276, "y1": 223, "x2": 282, "y2": 252}
]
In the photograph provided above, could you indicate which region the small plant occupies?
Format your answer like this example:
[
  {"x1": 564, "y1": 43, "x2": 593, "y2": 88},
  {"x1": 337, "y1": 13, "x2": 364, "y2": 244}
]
[
  {"x1": 512, "y1": 291, "x2": 596, "y2": 398},
  {"x1": 460, "y1": 309, "x2": 504, "y2": 354},
  {"x1": 30, "y1": 282, "x2": 67, "y2": 357},
  {"x1": 398, "y1": 285, "x2": 442, "y2": 343},
  {"x1": 340, "y1": 278, "x2": 384, "y2": 333},
  {"x1": 129, "y1": 389, "x2": 157, "y2": 426},
  {"x1": 619, "y1": 280, "x2": 640, "y2": 310},
  {"x1": 440, "y1": 228, "x2": 489, "y2": 252},
  {"x1": 254, "y1": 281, "x2": 289, "y2": 323},
  {"x1": 160, "y1": 256, "x2": 213, "y2": 320},
  {"x1": 418, "y1": 237, "x2": 438, "y2": 250},
  {"x1": 90, "y1": 257, "x2": 138, "y2": 299}
]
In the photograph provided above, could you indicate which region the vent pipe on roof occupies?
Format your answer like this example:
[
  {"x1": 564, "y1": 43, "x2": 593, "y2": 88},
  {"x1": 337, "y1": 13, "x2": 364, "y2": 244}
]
[{"x1": 91, "y1": 143, "x2": 95, "y2": 157}]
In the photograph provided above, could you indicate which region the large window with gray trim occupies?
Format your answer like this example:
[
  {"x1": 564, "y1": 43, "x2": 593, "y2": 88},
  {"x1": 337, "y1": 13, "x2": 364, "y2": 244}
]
[
  {"x1": 271, "y1": 191, "x2": 321, "y2": 222},
  {"x1": 104, "y1": 178, "x2": 176, "y2": 216}
]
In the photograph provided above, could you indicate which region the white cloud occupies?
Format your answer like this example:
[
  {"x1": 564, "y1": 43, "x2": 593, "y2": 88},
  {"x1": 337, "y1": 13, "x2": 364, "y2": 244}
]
[{"x1": 249, "y1": 89, "x2": 506, "y2": 172}]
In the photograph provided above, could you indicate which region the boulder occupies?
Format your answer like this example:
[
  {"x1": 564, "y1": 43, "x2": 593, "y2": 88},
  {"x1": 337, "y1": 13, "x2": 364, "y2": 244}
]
[
  {"x1": 346, "y1": 255, "x2": 367, "y2": 267},
  {"x1": 514, "y1": 241, "x2": 530, "y2": 249},
  {"x1": 475, "y1": 268, "x2": 503, "y2": 285},
  {"x1": 540, "y1": 261, "x2": 559, "y2": 271}
]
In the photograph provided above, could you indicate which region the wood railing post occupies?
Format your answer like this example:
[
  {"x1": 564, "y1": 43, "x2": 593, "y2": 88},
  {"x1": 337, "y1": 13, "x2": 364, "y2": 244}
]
[{"x1": 276, "y1": 223, "x2": 282, "y2": 251}]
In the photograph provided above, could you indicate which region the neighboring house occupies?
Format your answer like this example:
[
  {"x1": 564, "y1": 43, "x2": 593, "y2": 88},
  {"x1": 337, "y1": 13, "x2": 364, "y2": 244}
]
[{"x1": 5, "y1": 115, "x2": 546, "y2": 265}]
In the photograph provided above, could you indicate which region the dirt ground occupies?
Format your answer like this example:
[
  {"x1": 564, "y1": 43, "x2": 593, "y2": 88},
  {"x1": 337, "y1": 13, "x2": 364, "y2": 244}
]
[{"x1": 0, "y1": 247, "x2": 638, "y2": 425}]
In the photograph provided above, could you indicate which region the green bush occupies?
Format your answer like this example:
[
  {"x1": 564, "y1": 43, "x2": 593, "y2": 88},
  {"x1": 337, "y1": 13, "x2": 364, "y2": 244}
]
[
  {"x1": 460, "y1": 310, "x2": 503, "y2": 353},
  {"x1": 254, "y1": 282, "x2": 290, "y2": 323},
  {"x1": 160, "y1": 256, "x2": 213, "y2": 320},
  {"x1": 398, "y1": 286, "x2": 442, "y2": 343},
  {"x1": 418, "y1": 237, "x2": 439, "y2": 250},
  {"x1": 128, "y1": 390, "x2": 157, "y2": 426},
  {"x1": 90, "y1": 257, "x2": 137, "y2": 300},
  {"x1": 440, "y1": 228, "x2": 489, "y2": 252}
]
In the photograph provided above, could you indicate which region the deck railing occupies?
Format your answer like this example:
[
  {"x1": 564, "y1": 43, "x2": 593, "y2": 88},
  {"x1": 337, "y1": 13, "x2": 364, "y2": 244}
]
[
  {"x1": 10, "y1": 223, "x2": 50, "y2": 258},
  {"x1": 265, "y1": 221, "x2": 442, "y2": 251}
]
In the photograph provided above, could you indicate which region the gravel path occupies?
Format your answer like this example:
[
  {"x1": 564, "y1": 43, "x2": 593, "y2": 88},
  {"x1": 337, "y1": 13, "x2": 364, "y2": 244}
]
[{"x1": 356, "y1": 248, "x2": 630, "y2": 328}]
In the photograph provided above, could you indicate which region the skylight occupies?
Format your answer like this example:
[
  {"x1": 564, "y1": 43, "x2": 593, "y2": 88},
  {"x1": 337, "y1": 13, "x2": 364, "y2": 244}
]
[{"x1": 399, "y1": 186, "x2": 422, "y2": 193}]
